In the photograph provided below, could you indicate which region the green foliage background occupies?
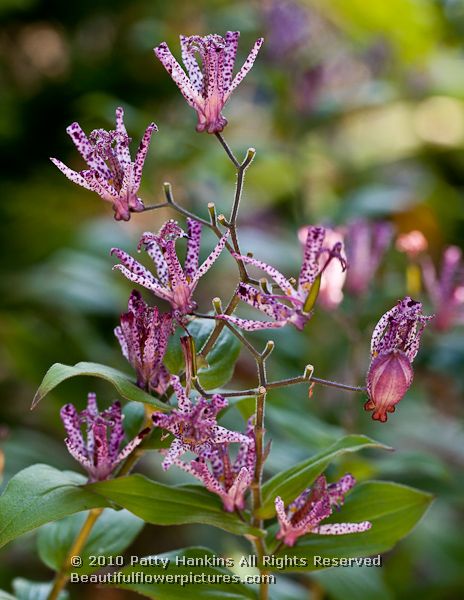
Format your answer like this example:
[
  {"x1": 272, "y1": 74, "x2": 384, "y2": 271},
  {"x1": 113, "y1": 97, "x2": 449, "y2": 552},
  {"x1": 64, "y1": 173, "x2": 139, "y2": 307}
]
[{"x1": 1, "y1": 0, "x2": 464, "y2": 598}]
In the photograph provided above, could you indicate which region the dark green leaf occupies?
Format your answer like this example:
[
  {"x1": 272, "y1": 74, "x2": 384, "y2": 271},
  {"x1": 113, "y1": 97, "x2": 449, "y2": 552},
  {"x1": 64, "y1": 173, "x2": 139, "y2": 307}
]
[
  {"x1": 312, "y1": 566, "x2": 393, "y2": 600},
  {"x1": 89, "y1": 474, "x2": 263, "y2": 538},
  {"x1": 0, "y1": 465, "x2": 108, "y2": 549},
  {"x1": 37, "y1": 508, "x2": 144, "y2": 575},
  {"x1": 113, "y1": 547, "x2": 257, "y2": 599},
  {"x1": 32, "y1": 362, "x2": 168, "y2": 410},
  {"x1": 258, "y1": 435, "x2": 391, "y2": 519},
  {"x1": 272, "y1": 481, "x2": 433, "y2": 571}
]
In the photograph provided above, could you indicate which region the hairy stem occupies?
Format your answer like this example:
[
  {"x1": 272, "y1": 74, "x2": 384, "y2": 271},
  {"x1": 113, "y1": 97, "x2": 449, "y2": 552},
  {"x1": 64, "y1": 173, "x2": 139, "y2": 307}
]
[{"x1": 47, "y1": 508, "x2": 103, "y2": 600}]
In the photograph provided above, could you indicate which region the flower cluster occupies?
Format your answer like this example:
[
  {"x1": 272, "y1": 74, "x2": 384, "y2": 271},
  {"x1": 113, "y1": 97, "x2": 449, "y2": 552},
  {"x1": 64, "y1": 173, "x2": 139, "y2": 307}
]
[
  {"x1": 60, "y1": 393, "x2": 148, "y2": 482},
  {"x1": 275, "y1": 474, "x2": 371, "y2": 547},
  {"x1": 114, "y1": 290, "x2": 173, "y2": 395},
  {"x1": 365, "y1": 296, "x2": 433, "y2": 422},
  {"x1": 220, "y1": 226, "x2": 347, "y2": 331},
  {"x1": 51, "y1": 107, "x2": 156, "y2": 221},
  {"x1": 152, "y1": 376, "x2": 252, "y2": 470},
  {"x1": 112, "y1": 219, "x2": 229, "y2": 322},
  {"x1": 167, "y1": 417, "x2": 256, "y2": 512},
  {"x1": 154, "y1": 32, "x2": 263, "y2": 133}
]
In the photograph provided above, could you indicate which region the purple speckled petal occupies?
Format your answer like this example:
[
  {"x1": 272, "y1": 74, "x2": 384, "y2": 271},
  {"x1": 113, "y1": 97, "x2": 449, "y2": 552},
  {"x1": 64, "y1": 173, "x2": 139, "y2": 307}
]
[
  {"x1": 184, "y1": 218, "x2": 202, "y2": 281},
  {"x1": 225, "y1": 37, "x2": 264, "y2": 100},
  {"x1": 154, "y1": 42, "x2": 202, "y2": 109},
  {"x1": 298, "y1": 226, "x2": 326, "y2": 287},
  {"x1": 180, "y1": 35, "x2": 204, "y2": 93},
  {"x1": 133, "y1": 122, "x2": 157, "y2": 187},
  {"x1": 66, "y1": 122, "x2": 111, "y2": 179},
  {"x1": 222, "y1": 31, "x2": 240, "y2": 91},
  {"x1": 192, "y1": 231, "x2": 230, "y2": 286},
  {"x1": 50, "y1": 158, "x2": 94, "y2": 191},
  {"x1": 234, "y1": 253, "x2": 294, "y2": 296},
  {"x1": 114, "y1": 107, "x2": 132, "y2": 171},
  {"x1": 313, "y1": 522, "x2": 372, "y2": 535},
  {"x1": 218, "y1": 314, "x2": 287, "y2": 331}
]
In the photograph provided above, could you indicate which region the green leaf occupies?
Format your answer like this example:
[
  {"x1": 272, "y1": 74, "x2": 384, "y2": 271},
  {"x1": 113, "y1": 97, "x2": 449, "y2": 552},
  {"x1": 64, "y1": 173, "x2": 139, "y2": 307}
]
[
  {"x1": 122, "y1": 402, "x2": 172, "y2": 450},
  {"x1": 272, "y1": 481, "x2": 433, "y2": 571},
  {"x1": 113, "y1": 547, "x2": 257, "y2": 599},
  {"x1": 89, "y1": 474, "x2": 263, "y2": 538},
  {"x1": 0, "y1": 465, "x2": 108, "y2": 549},
  {"x1": 258, "y1": 435, "x2": 391, "y2": 519},
  {"x1": 32, "y1": 362, "x2": 168, "y2": 410},
  {"x1": 12, "y1": 579, "x2": 68, "y2": 600},
  {"x1": 164, "y1": 320, "x2": 240, "y2": 390},
  {"x1": 37, "y1": 508, "x2": 144, "y2": 575},
  {"x1": 312, "y1": 566, "x2": 393, "y2": 600},
  {"x1": 0, "y1": 591, "x2": 17, "y2": 600}
]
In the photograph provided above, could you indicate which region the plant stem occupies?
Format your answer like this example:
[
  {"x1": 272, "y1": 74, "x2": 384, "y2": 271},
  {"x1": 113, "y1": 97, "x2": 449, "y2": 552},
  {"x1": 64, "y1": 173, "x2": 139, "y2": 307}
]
[{"x1": 47, "y1": 508, "x2": 103, "y2": 600}]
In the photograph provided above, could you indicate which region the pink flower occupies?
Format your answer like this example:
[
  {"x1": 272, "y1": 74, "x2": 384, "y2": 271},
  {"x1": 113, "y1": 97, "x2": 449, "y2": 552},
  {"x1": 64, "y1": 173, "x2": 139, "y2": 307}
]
[
  {"x1": 112, "y1": 219, "x2": 229, "y2": 321},
  {"x1": 365, "y1": 297, "x2": 432, "y2": 422},
  {"x1": 60, "y1": 393, "x2": 148, "y2": 482},
  {"x1": 219, "y1": 226, "x2": 347, "y2": 331},
  {"x1": 166, "y1": 418, "x2": 256, "y2": 512},
  {"x1": 114, "y1": 290, "x2": 173, "y2": 395},
  {"x1": 51, "y1": 107, "x2": 156, "y2": 221},
  {"x1": 152, "y1": 376, "x2": 251, "y2": 470},
  {"x1": 154, "y1": 32, "x2": 263, "y2": 133},
  {"x1": 396, "y1": 230, "x2": 428, "y2": 258},
  {"x1": 275, "y1": 474, "x2": 371, "y2": 547},
  {"x1": 345, "y1": 219, "x2": 393, "y2": 296},
  {"x1": 421, "y1": 245, "x2": 464, "y2": 331}
]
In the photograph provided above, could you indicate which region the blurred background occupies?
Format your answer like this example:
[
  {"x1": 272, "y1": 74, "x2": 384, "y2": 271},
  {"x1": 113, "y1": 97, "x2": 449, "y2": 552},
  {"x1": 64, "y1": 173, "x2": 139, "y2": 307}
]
[{"x1": 1, "y1": 0, "x2": 464, "y2": 598}]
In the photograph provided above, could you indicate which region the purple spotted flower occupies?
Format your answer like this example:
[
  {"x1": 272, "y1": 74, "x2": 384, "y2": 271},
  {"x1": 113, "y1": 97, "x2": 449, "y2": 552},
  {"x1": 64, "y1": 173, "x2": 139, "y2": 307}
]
[
  {"x1": 421, "y1": 245, "x2": 464, "y2": 331},
  {"x1": 166, "y1": 418, "x2": 256, "y2": 512},
  {"x1": 219, "y1": 226, "x2": 347, "y2": 331},
  {"x1": 51, "y1": 107, "x2": 156, "y2": 221},
  {"x1": 275, "y1": 474, "x2": 371, "y2": 547},
  {"x1": 152, "y1": 376, "x2": 251, "y2": 470},
  {"x1": 154, "y1": 32, "x2": 263, "y2": 133},
  {"x1": 365, "y1": 297, "x2": 433, "y2": 422},
  {"x1": 60, "y1": 393, "x2": 148, "y2": 482},
  {"x1": 114, "y1": 290, "x2": 173, "y2": 395},
  {"x1": 345, "y1": 219, "x2": 393, "y2": 297},
  {"x1": 111, "y1": 219, "x2": 229, "y2": 321}
]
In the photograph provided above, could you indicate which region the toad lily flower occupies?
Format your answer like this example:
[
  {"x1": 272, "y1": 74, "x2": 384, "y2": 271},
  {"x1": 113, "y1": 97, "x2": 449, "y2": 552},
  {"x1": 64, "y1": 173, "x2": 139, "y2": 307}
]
[
  {"x1": 111, "y1": 219, "x2": 229, "y2": 321},
  {"x1": 154, "y1": 32, "x2": 263, "y2": 133},
  {"x1": 345, "y1": 219, "x2": 393, "y2": 297},
  {"x1": 152, "y1": 376, "x2": 251, "y2": 470},
  {"x1": 421, "y1": 245, "x2": 464, "y2": 331},
  {"x1": 114, "y1": 290, "x2": 173, "y2": 395},
  {"x1": 275, "y1": 474, "x2": 371, "y2": 547},
  {"x1": 365, "y1": 297, "x2": 433, "y2": 422},
  {"x1": 219, "y1": 226, "x2": 347, "y2": 331},
  {"x1": 51, "y1": 107, "x2": 156, "y2": 221},
  {"x1": 60, "y1": 393, "x2": 148, "y2": 482},
  {"x1": 166, "y1": 418, "x2": 256, "y2": 512}
]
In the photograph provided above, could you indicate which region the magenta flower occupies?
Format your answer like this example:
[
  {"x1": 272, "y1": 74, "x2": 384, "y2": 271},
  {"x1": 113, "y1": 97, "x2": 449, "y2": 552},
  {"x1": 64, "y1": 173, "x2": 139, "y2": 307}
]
[
  {"x1": 51, "y1": 107, "x2": 156, "y2": 221},
  {"x1": 152, "y1": 376, "x2": 251, "y2": 470},
  {"x1": 345, "y1": 219, "x2": 393, "y2": 296},
  {"x1": 275, "y1": 474, "x2": 371, "y2": 547},
  {"x1": 421, "y1": 245, "x2": 464, "y2": 331},
  {"x1": 154, "y1": 32, "x2": 263, "y2": 133},
  {"x1": 166, "y1": 418, "x2": 256, "y2": 512},
  {"x1": 219, "y1": 226, "x2": 347, "y2": 331},
  {"x1": 60, "y1": 393, "x2": 148, "y2": 482},
  {"x1": 365, "y1": 297, "x2": 433, "y2": 422},
  {"x1": 111, "y1": 219, "x2": 229, "y2": 321},
  {"x1": 114, "y1": 290, "x2": 173, "y2": 395}
]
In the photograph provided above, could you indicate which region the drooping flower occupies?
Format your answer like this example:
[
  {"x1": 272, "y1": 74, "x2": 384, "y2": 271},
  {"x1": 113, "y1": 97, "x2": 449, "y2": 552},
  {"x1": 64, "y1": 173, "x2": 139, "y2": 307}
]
[
  {"x1": 154, "y1": 32, "x2": 263, "y2": 133},
  {"x1": 111, "y1": 219, "x2": 229, "y2": 321},
  {"x1": 51, "y1": 107, "x2": 156, "y2": 221},
  {"x1": 114, "y1": 290, "x2": 173, "y2": 395},
  {"x1": 421, "y1": 245, "x2": 464, "y2": 331},
  {"x1": 219, "y1": 226, "x2": 347, "y2": 331},
  {"x1": 344, "y1": 219, "x2": 393, "y2": 297},
  {"x1": 365, "y1": 297, "x2": 433, "y2": 422},
  {"x1": 152, "y1": 376, "x2": 251, "y2": 470},
  {"x1": 166, "y1": 418, "x2": 256, "y2": 512},
  {"x1": 60, "y1": 393, "x2": 148, "y2": 482},
  {"x1": 299, "y1": 226, "x2": 347, "y2": 310},
  {"x1": 275, "y1": 474, "x2": 371, "y2": 547}
]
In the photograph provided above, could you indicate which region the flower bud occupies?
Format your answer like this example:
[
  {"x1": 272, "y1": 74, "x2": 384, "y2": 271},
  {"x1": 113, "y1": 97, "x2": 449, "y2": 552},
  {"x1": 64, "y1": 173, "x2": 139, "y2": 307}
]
[{"x1": 365, "y1": 350, "x2": 413, "y2": 422}]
